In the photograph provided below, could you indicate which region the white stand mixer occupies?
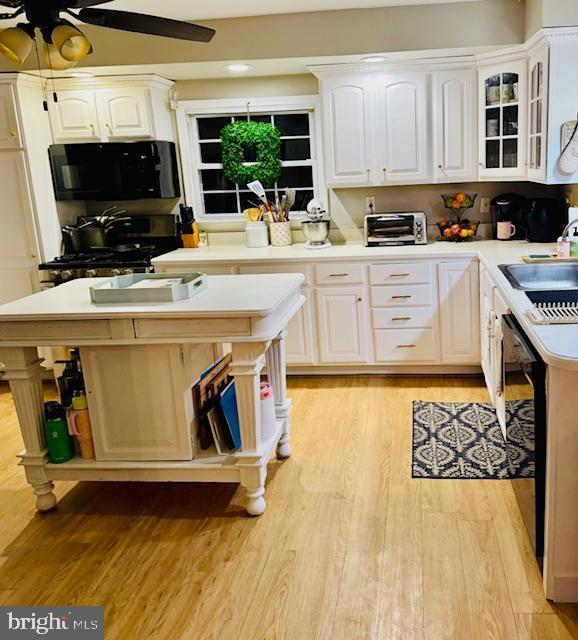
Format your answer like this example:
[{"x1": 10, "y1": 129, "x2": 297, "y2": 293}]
[{"x1": 302, "y1": 199, "x2": 332, "y2": 249}]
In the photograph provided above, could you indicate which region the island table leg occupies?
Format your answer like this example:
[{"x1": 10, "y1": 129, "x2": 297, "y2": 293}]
[
  {"x1": 230, "y1": 341, "x2": 269, "y2": 516},
  {"x1": 0, "y1": 347, "x2": 56, "y2": 512},
  {"x1": 266, "y1": 329, "x2": 292, "y2": 459}
]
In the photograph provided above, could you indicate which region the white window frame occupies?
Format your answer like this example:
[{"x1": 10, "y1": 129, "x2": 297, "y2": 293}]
[{"x1": 174, "y1": 95, "x2": 325, "y2": 222}]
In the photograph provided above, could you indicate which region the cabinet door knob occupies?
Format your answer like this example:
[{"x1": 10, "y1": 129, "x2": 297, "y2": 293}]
[
  {"x1": 437, "y1": 163, "x2": 442, "y2": 169},
  {"x1": 357, "y1": 297, "x2": 363, "y2": 303},
  {"x1": 10, "y1": 130, "x2": 16, "y2": 138},
  {"x1": 479, "y1": 162, "x2": 483, "y2": 167}
]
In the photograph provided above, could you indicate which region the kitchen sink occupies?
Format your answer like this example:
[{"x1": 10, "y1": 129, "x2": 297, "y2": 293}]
[{"x1": 499, "y1": 263, "x2": 578, "y2": 290}]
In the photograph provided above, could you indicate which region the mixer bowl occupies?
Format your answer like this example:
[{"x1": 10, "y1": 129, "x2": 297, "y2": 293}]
[{"x1": 302, "y1": 220, "x2": 329, "y2": 244}]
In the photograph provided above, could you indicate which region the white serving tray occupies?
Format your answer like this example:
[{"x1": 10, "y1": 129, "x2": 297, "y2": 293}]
[{"x1": 90, "y1": 273, "x2": 207, "y2": 304}]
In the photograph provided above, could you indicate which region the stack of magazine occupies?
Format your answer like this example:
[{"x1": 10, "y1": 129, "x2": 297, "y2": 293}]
[{"x1": 192, "y1": 354, "x2": 241, "y2": 455}]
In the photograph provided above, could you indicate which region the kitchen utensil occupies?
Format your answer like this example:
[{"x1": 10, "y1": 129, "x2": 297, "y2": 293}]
[
  {"x1": 284, "y1": 189, "x2": 296, "y2": 215},
  {"x1": 247, "y1": 181, "x2": 271, "y2": 211},
  {"x1": 246, "y1": 208, "x2": 262, "y2": 222}
]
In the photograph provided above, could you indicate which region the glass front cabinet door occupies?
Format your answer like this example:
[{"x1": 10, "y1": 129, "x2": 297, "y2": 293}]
[
  {"x1": 478, "y1": 60, "x2": 527, "y2": 179},
  {"x1": 527, "y1": 48, "x2": 549, "y2": 182}
]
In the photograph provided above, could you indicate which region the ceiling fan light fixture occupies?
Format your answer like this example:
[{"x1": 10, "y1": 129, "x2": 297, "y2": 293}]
[
  {"x1": 51, "y1": 23, "x2": 91, "y2": 62},
  {"x1": 44, "y1": 43, "x2": 77, "y2": 71},
  {"x1": 0, "y1": 26, "x2": 34, "y2": 64}
]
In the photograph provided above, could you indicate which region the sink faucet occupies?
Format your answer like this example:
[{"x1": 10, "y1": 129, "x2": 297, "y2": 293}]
[{"x1": 562, "y1": 218, "x2": 578, "y2": 239}]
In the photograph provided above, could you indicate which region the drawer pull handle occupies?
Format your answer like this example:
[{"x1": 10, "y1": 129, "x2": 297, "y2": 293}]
[
  {"x1": 328, "y1": 273, "x2": 349, "y2": 277},
  {"x1": 389, "y1": 273, "x2": 410, "y2": 277},
  {"x1": 397, "y1": 344, "x2": 416, "y2": 349},
  {"x1": 392, "y1": 316, "x2": 411, "y2": 321},
  {"x1": 392, "y1": 295, "x2": 412, "y2": 299}
]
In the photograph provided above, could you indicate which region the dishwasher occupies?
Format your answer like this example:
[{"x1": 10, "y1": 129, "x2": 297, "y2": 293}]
[{"x1": 502, "y1": 314, "x2": 547, "y2": 567}]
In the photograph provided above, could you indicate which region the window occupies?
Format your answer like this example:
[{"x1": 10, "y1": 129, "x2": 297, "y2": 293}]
[{"x1": 176, "y1": 97, "x2": 323, "y2": 221}]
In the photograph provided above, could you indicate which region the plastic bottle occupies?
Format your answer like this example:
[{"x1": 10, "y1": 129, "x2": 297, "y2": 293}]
[
  {"x1": 68, "y1": 390, "x2": 95, "y2": 460},
  {"x1": 571, "y1": 229, "x2": 578, "y2": 258},
  {"x1": 44, "y1": 401, "x2": 74, "y2": 464},
  {"x1": 557, "y1": 236, "x2": 571, "y2": 258}
]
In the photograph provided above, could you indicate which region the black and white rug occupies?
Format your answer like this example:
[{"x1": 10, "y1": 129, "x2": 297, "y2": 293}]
[{"x1": 412, "y1": 401, "x2": 535, "y2": 479}]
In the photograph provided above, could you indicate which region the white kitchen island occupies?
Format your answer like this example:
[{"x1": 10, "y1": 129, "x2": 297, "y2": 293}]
[{"x1": 0, "y1": 274, "x2": 304, "y2": 516}]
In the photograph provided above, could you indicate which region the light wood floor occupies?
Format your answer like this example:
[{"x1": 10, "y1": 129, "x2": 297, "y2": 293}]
[{"x1": 1, "y1": 377, "x2": 577, "y2": 640}]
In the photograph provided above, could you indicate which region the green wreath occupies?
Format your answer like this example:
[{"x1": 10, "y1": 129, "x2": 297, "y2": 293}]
[{"x1": 221, "y1": 121, "x2": 282, "y2": 187}]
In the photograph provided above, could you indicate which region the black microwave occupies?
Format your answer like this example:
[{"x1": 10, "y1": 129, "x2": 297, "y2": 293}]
[{"x1": 48, "y1": 141, "x2": 181, "y2": 201}]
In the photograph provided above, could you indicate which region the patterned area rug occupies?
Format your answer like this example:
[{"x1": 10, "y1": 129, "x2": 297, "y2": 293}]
[{"x1": 412, "y1": 401, "x2": 535, "y2": 479}]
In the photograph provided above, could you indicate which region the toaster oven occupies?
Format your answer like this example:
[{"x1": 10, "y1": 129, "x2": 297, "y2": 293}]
[{"x1": 364, "y1": 212, "x2": 427, "y2": 247}]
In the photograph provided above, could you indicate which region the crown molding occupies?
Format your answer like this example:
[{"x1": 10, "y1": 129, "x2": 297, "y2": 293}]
[
  {"x1": 309, "y1": 56, "x2": 477, "y2": 77},
  {"x1": 48, "y1": 73, "x2": 174, "y2": 90}
]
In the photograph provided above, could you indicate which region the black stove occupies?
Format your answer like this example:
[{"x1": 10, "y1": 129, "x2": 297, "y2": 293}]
[{"x1": 39, "y1": 214, "x2": 180, "y2": 286}]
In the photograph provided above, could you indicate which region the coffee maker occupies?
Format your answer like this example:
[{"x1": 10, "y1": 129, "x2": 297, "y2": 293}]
[
  {"x1": 526, "y1": 198, "x2": 564, "y2": 243},
  {"x1": 491, "y1": 193, "x2": 528, "y2": 240}
]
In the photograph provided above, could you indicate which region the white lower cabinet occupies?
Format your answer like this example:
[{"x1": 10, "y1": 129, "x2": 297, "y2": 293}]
[
  {"x1": 438, "y1": 260, "x2": 480, "y2": 364},
  {"x1": 315, "y1": 286, "x2": 369, "y2": 363},
  {"x1": 157, "y1": 257, "x2": 484, "y2": 369},
  {"x1": 285, "y1": 288, "x2": 316, "y2": 364},
  {"x1": 374, "y1": 328, "x2": 438, "y2": 363}
]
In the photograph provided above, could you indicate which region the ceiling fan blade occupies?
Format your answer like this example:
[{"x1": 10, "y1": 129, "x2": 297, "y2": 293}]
[
  {"x1": 78, "y1": 8, "x2": 215, "y2": 43},
  {"x1": 0, "y1": 0, "x2": 21, "y2": 8},
  {"x1": 66, "y1": 0, "x2": 114, "y2": 8}
]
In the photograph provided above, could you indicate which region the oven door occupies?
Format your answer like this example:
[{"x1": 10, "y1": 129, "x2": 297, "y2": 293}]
[
  {"x1": 502, "y1": 314, "x2": 547, "y2": 562},
  {"x1": 366, "y1": 215, "x2": 415, "y2": 244}
]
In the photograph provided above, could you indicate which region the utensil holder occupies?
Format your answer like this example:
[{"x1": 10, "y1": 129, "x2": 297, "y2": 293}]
[{"x1": 269, "y1": 221, "x2": 292, "y2": 247}]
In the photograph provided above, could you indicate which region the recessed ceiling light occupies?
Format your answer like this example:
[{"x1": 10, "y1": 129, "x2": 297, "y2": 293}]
[
  {"x1": 362, "y1": 56, "x2": 387, "y2": 63},
  {"x1": 225, "y1": 63, "x2": 253, "y2": 73},
  {"x1": 65, "y1": 70, "x2": 94, "y2": 77}
]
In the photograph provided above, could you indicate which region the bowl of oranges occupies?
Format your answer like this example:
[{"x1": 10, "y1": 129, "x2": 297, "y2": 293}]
[{"x1": 437, "y1": 192, "x2": 479, "y2": 242}]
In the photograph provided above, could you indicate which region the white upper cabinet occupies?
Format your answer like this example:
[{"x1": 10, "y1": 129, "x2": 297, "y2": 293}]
[
  {"x1": 48, "y1": 76, "x2": 174, "y2": 143},
  {"x1": 98, "y1": 89, "x2": 153, "y2": 139},
  {"x1": 478, "y1": 59, "x2": 527, "y2": 179},
  {"x1": 432, "y1": 68, "x2": 477, "y2": 182},
  {"x1": 375, "y1": 73, "x2": 429, "y2": 183},
  {"x1": 322, "y1": 75, "x2": 374, "y2": 186},
  {"x1": 0, "y1": 84, "x2": 22, "y2": 149},
  {"x1": 48, "y1": 90, "x2": 101, "y2": 141},
  {"x1": 527, "y1": 47, "x2": 548, "y2": 182}
]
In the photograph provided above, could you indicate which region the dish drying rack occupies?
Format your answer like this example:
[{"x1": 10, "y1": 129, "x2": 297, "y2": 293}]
[{"x1": 525, "y1": 290, "x2": 578, "y2": 324}]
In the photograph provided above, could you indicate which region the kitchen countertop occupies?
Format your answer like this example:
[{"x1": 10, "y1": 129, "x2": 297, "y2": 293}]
[
  {"x1": 153, "y1": 240, "x2": 578, "y2": 370},
  {"x1": 0, "y1": 274, "x2": 305, "y2": 321}
]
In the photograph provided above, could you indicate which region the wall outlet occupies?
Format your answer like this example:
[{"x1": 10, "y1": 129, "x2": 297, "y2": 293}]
[
  {"x1": 366, "y1": 196, "x2": 376, "y2": 214},
  {"x1": 480, "y1": 197, "x2": 491, "y2": 214}
]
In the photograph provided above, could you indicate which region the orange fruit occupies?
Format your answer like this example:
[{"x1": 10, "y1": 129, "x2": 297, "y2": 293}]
[
  {"x1": 455, "y1": 193, "x2": 466, "y2": 203},
  {"x1": 443, "y1": 228, "x2": 453, "y2": 237}
]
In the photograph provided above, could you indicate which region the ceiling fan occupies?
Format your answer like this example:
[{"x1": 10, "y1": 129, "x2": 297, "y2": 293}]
[{"x1": 0, "y1": 0, "x2": 216, "y2": 70}]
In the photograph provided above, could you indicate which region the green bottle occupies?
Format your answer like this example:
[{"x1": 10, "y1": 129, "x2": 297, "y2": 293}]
[{"x1": 44, "y1": 401, "x2": 74, "y2": 464}]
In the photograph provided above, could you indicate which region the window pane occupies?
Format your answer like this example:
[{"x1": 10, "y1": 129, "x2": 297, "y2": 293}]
[
  {"x1": 277, "y1": 166, "x2": 313, "y2": 188},
  {"x1": 503, "y1": 139, "x2": 518, "y2": 168},
  {"x1": 203, "y1": 192, "x2": 238, "y2": 214},
  {"x1": 274, "y1": 114, "x2": 310, "y2": 136},
  {"x1": 485, "y1": 75, "x2": 500, "y2": 105},
  {"x1": 502, "y1": 73, "x2": 518, "y2": 103},
  {"x1": 486, "y1": 107, "x2": 500, "y2": 138},
  {"x1": 239, "y1": 191, "x2": 264, "y2": 211},
  {"x1": 197, "y1": 117, "x2": 231, "y2": 140},
  {"x1": 201, "y1": 169, "x2": 236, "y2": 191},
  {"x1": 503, "y1": 105, "x2": 518, "y2": 136},
  {"x1": 293, "y1": 190, "x2": 314, "y2": 212},
  {"x1": 281, "y1": 138, "x2": 311, "y2": 161},
  {"x1": 486, "y1": 140, "x2": 500, "y2": 168},
  {"x1": 200, "y1": 142, "x2": 222, "y2": 164}
]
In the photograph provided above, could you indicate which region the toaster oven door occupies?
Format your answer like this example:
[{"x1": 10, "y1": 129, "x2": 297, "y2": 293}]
[{"x1": 366, "y1": 215, "x2": 415, "y2": 244}]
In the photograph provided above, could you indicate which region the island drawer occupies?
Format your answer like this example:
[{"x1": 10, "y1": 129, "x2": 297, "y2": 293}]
[
  {"x1": 370, "y1": 284, "x2": 434, "y2": 307},
  {"x1": 372, "y1": 307, "x2": 435, "y2": 329},
  {"x1": 374, "y1": 328, "x2": 438, "y2": 363},
  {"x1": 314, "y1": 263, "x2": 365, "y2": 285},
  {"x1": 369, "y1": 263, "x2": 433, "y2": 286}
]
